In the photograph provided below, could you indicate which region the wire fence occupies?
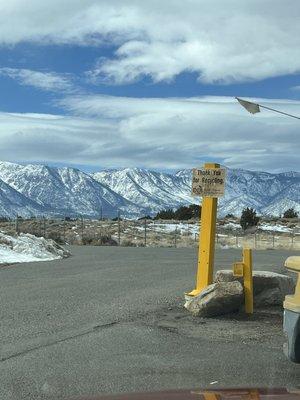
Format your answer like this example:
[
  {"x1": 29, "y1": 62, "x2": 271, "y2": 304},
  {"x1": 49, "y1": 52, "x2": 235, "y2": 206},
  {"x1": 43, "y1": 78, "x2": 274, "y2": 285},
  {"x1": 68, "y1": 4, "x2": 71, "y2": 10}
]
[{"x1": 0, "y1": 217, "x2": 299, "y2": 250}]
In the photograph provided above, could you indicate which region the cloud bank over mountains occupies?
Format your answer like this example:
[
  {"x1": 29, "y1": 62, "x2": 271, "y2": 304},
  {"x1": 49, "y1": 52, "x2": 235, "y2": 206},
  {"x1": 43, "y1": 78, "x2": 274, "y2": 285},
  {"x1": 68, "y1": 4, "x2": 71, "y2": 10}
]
[{"x1": 0, "y1": 96, "x2": 299, "y2": 171}]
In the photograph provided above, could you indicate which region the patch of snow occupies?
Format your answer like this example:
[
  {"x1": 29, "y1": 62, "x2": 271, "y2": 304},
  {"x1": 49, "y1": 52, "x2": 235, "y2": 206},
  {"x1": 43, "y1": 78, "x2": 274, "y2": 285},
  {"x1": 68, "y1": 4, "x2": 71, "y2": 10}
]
[
  {"x1": 146, "y1": 222, "x2": 199, "y2": 235},
  {"x1": 0, "y1": 232, "x2": 70, "y2": 264},
  {"x1": 217, "y1": 244, "x2": 232, "y2": 249},
  {"x1": 222, "y1": 222, "x2": 241, "y2": 230},
  {"x1": 259, "y1": 223, "x2": 292, "y2": 233}
]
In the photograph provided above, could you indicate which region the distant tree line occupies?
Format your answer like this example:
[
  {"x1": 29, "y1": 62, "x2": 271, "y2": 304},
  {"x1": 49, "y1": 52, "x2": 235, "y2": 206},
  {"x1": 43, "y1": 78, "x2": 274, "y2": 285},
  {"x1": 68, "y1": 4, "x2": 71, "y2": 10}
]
[
  {"x1": 154, "y1": 204, "x2": 201, "y2": 220},
  {"x1": 239, "y1": 207, "x2": 298, "y2": 231},
  {"x1": 0, "y1": 206, "x2": 298, "y2": 223}
]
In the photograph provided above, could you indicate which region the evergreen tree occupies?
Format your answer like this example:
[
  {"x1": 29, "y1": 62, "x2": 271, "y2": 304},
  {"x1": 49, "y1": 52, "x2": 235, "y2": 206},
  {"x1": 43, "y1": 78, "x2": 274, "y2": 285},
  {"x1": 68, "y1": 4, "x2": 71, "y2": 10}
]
[
  {"x1": 283, "y1": 208, "x2": 298, "y2": 218},
  {"x1": 225, "y1": 213, "x2": 235, "y2": 218},
  {"x1": 154, "y1": 204, "x2": 201, "y2": 220},
  {"x1": 154, "y1": 209, "x2": 176, "y2": 220},
  {"x1": 240, "y1": 207, "x2": 259, "y2": 231}
]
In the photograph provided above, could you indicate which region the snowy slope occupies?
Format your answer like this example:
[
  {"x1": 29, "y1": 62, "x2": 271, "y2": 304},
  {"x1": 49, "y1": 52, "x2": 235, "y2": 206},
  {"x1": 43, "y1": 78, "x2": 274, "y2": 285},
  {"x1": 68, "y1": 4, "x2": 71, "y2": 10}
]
[
  {"x1": 0, "y1": 178, "x2": 43, "y2": 218},
  {"x1": 0, "y1": 161, "x2": 298, "y2": 218},
  {"x1": 0, "y1": 162, "x2": 143, "y2": 218},
  {"x1": 93, "y1": 168, "x2": 192, "y2": 215},
  {"x1": 262, "y1": 198, "x2": 300, "y2": 216},
  {"x1": 94, "y1": 167, "x2": 300, "y2": 217},
  {"x1": 222, "y1": 169, "x2": 300, "y2": 216}
]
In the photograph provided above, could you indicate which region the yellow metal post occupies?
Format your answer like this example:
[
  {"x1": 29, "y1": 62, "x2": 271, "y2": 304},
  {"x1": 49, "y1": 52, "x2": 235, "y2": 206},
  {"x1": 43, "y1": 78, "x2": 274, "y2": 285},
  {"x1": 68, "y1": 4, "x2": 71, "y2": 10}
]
[
  {"x1": 188, "y1": 163, "x2": 219, "y2": 296},
  {"x1": 243, "y1": 248, "x2": 253, "y2": 314},
  {"x1": 232, "y1": 248, "x2": 253, "y2": 314}
]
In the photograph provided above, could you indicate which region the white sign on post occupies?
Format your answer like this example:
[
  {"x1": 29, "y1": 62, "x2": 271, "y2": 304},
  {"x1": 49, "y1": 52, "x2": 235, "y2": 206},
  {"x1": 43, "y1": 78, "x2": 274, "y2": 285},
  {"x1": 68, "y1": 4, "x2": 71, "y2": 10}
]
[{"x1": 191, "y1": 168, "x2": 226, "y2": 197}]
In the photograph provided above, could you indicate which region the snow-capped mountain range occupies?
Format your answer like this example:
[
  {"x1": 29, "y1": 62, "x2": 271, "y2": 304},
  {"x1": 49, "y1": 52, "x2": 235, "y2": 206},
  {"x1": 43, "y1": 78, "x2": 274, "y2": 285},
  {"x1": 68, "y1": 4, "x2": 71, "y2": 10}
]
[{"x1": 0, "y1": 161, "x2": 299, "y2": 218}]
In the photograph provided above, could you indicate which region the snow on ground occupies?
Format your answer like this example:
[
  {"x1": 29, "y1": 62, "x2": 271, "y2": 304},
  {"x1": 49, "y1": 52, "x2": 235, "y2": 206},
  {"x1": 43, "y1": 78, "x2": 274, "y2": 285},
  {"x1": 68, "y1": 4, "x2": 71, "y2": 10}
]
[
  {"x1": 138, "y1": 221, "x2": 298, "y2": 235},
  {"x1": 147, "y1": 222, "x2": 199, "y2": 235},
  {"x1": 258, "y1": 223, "x2": 293, "y2": 233},
  {"x1": 222, "y1": 221, "x2": 296, "y2": 233},
  {"x1": 0, "y1": 232, "x2": 70, "y2": 264},
  {"x1": 222, "y1": 222, "x2": 241, "y2": 230}
]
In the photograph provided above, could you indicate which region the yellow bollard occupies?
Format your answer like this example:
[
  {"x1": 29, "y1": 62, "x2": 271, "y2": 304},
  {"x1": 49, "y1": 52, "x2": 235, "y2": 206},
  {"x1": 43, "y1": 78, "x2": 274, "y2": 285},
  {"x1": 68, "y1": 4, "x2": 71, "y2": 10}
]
[
  {"x1": 233, "y1": 248, "x2": 253, "y2": 314},
  {"x1": 188, "y1": 163, "x2": 219, "y2": 297},
  {"x1": 243, "y1": 248, "x2": 253, "y2": 314}
]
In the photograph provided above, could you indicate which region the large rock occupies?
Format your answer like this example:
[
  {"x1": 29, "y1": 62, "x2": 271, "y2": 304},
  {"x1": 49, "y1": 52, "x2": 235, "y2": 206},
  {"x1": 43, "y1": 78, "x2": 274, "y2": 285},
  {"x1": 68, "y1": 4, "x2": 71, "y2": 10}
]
[
  {"x1": 215, "y1": 270, "x2": 295, "y2": 306},
  {"x1": 184, "y1": 281, "x2": 244, "y2": 317}
]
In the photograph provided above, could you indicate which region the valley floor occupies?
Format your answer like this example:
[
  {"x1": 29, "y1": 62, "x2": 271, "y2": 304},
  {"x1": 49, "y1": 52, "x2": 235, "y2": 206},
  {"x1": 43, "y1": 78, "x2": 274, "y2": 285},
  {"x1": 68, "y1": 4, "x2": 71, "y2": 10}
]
[{"x1": 0, "y1": 218, "x2": 299, "y2": 250}]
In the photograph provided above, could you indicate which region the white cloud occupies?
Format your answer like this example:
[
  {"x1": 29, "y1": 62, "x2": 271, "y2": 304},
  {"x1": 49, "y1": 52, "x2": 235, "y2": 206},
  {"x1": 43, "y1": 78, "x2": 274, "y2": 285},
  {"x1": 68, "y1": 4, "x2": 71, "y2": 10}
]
[
  {"x1": 0, "y1": 68, "x2": 75, "y2": 92},
  {"x1": 0, "y1": 95, "x2": 299, "y2": 172},
  {"x1": 0, "y1": 1, "x2": 300, "y2": 84}
]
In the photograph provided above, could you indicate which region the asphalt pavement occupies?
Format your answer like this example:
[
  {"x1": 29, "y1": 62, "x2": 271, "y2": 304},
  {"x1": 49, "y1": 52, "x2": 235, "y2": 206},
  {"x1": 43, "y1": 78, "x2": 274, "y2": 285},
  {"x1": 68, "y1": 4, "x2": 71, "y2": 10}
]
[{"x1": 1, "y1": 246, "x2": 300, "y2": 400}]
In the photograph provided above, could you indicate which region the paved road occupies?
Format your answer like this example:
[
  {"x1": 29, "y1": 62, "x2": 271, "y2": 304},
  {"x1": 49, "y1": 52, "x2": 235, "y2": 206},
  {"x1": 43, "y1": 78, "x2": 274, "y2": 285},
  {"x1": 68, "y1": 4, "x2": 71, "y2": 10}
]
[{"x1": 1, "y1": 246, "x2": 300, "y2": 400}]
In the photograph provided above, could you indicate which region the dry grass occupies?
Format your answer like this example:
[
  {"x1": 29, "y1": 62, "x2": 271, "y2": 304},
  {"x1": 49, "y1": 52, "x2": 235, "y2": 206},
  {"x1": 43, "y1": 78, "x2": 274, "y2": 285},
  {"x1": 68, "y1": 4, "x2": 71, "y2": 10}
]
[{"x1": 0, "y1": 218, "x2": 299, "y2": 250}]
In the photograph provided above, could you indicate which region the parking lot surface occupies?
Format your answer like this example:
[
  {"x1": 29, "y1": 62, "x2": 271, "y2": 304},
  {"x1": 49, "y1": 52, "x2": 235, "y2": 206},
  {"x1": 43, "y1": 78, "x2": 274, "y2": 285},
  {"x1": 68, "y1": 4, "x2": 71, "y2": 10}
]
[{"x1": 1, "y1": 246, "x2": 300, "y2": 399}]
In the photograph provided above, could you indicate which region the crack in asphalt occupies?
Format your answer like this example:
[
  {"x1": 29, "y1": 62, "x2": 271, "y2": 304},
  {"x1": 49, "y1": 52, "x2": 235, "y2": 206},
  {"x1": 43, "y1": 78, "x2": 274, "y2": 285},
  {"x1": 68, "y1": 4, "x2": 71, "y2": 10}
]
[
  {"x1": 0, "y1": 308, "x2": 178, "y2": 364},
  {"x1": 2, "y1": 304, "x2": 283, "y2": 364},
  {"x1": 0, "y1": 321, "x2": 118, "y2": 363}
]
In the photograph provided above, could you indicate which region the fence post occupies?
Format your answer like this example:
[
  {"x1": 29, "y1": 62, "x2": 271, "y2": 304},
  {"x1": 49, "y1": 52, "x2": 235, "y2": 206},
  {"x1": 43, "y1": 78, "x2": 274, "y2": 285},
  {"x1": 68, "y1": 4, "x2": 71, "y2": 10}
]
[
  {"x1": 43, "y1": 217, "x2": 46, "y2": 238},
  {"x1": 291, "y1": 232, "x2": 294, "y2": 249},
  {"x1": 15, "y1": 216, "x2": 19, "y2": 235},
  {"x1": 81, "y1": 215, "x2": 84, "y2": 241},
  {"x1": 144, "y1": 218, "x2": 147, "y2": 247},
  {"x1": 272, "y1": 233, "x2": 275, "y2": 249},
  {"x1": 236, "y1": 234, "x2": 238, "y2": 247},
  {"x1": 174, "y1": 226, "x2": 178, "y2": 248},
  {"x1": 99, "y1": 219, "x2": 102, "y2": 240},
  {"x1": 118, "y1": 210, "x2": 121, "y2": 245},
  {"x1": 63, "y1": 218, "x2": 66, "y2": 243},
  {"x1": 254, "y1": 233, "x2": 257, "y2": 249}
]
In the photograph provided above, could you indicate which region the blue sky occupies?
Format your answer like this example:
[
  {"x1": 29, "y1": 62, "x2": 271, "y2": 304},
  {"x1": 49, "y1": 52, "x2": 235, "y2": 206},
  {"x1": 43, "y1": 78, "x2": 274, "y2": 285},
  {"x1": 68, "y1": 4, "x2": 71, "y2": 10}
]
[
  {"x1": 1, "y1": 43, "x2": 300, "y2": 114},
  {"x1": 0, "y1": 0, "x2": 300, "y2": 173}
]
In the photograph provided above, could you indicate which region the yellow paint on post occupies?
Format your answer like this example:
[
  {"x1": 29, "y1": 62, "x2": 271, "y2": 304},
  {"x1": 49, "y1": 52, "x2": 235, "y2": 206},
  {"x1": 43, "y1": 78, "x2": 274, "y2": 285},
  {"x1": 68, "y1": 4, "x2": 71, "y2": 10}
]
[
  {"x1": 243, "y1": 248, "x2": 253, "y2": 314},
  {"x1": 232, "y1": 248, "x2": 253, "y2": 314},
  {"x1": 188, "y1": 163, "x2": 219, "y2": 297}
]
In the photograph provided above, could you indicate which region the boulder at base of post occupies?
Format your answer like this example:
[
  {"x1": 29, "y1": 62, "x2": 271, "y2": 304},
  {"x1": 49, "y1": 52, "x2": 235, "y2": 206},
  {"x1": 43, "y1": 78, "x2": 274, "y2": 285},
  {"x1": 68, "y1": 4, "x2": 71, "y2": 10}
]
[
  {"x1": 215, "y1": 270, "x2": 295, "y2": 307},
  {"x1": 184, "y1": 281, "x2": 243, "y2": 317}
]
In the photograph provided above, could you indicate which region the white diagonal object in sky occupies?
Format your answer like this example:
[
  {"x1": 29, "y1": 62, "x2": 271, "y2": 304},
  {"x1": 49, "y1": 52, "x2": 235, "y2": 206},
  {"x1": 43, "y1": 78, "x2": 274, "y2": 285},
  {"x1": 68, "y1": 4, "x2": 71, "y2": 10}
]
[{"x1": 236, "y1": 97, "x2": 260, "y2": 114}]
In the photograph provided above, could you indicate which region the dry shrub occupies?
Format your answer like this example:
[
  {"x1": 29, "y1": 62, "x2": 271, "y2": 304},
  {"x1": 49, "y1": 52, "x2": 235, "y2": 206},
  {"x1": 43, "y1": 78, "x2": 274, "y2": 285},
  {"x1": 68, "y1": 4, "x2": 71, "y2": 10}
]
[
  {"x1": 47, "y1": 231, "x2": 65, "y2": 245},
  {"x1": 121, "y1": 239, "x2": 136, "y2": 247}
]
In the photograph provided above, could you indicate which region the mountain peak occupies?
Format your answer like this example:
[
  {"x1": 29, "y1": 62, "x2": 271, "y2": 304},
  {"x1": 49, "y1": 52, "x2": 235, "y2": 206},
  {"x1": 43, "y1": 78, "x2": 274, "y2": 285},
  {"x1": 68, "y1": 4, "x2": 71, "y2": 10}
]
[{"x1": 0, "y1": 161, "x2": 299, "y2": 218}]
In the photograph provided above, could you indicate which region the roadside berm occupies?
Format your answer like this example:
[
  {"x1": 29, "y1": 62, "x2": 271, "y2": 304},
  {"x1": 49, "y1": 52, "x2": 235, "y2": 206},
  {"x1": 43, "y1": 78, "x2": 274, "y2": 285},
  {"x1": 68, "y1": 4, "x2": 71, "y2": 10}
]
[{"x1": 184, "y1": 270, "x2": 295, "y2": 317}]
